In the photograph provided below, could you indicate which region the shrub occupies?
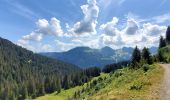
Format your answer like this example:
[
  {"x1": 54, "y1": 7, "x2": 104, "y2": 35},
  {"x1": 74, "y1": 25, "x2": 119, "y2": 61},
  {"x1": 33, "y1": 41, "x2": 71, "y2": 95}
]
[
  {"x1": 142, "y1": 64, "x2": 149, "y2": 72},
  {"x1": 130, "y1": 82, "x2": 143, "y2": 90},
  {"x1": 114, "y1": 71, "x2": 123, "y2": 78}
]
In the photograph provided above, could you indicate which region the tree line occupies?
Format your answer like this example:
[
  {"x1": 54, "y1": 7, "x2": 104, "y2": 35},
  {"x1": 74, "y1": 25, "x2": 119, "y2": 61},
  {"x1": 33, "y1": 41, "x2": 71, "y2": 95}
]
[{"x1": 157, "y1": 26, "x2": 170, "y2": 62}]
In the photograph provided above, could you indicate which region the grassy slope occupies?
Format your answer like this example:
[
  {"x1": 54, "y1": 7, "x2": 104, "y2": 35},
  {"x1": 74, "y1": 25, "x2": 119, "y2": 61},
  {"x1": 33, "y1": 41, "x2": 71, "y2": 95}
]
[
  {"x1": 159, "y1": 45, "x2": 170, "y2": 61},
  {"x1": 36, "y1": 74, "x2": 109, "y2": 100},
  {"x1": 35, "y1": 87, "x2": 81, "y2": 100},
  {"x1": 90, "y1": 64, "x2": 163, "y2": 100},
  {"x1": 36, "y1": 64, "x2": 163, "y2": 100}
]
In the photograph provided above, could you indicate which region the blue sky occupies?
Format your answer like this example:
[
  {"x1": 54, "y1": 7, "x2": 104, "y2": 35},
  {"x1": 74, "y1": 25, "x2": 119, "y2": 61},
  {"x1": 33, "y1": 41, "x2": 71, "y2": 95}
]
[{"x1": 0, "y1": 0, "x2": 170, "y2": 52}]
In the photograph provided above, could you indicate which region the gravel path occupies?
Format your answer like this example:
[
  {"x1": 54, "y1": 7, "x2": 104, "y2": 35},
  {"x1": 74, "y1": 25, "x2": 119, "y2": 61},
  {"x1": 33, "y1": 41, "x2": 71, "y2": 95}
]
[{"x1": 160, "y1": 64, "x2": 170, "y2": 100}]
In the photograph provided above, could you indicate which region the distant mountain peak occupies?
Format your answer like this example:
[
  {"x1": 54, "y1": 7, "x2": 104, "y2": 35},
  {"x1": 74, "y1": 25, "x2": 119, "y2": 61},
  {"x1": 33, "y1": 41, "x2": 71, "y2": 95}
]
[
  {"x1": 101, "y1": 46, "x2": 113, "y2": 50},
  {"x1": 68, "y1": 46, "x2": 91, "y2": 52}
]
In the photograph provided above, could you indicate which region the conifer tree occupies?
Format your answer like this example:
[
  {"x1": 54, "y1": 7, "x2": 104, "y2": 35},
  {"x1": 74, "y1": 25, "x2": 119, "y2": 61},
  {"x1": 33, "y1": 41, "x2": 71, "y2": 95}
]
[
  {"x1": 159, "y1": 36, "x2": 166, "y2": 48},
  {"x1": 63, "y1": 75, "x2": 70, "y2": 89},
  {"x1": 158, "y1": 50, "x2": 164, "y2": 62},
  {"x1": 131, "y1": 46, "x2": 141, "y2": 69},
  {"x1": 166, "y1": 26, "x2": 170, "y2": 44},
  {"x1": 142, "y1": 47, "x2": 152, "y2": 64}
]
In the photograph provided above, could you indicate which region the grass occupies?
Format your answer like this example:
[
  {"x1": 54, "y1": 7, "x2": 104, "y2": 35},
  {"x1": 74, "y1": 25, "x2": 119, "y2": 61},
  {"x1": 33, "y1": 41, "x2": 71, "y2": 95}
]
[
  {"x1": 36, "y1": 64, "x2": 164, "y2": 100},
  {"x1": 160, "y1": 45, "x2": 170, "y2": 62},
  {"x1": 90, "y1": 64, "x2": 164, "y2": 100},
  {"x1": 36, "y1": 86, "x2": 81, "y2": 100}
]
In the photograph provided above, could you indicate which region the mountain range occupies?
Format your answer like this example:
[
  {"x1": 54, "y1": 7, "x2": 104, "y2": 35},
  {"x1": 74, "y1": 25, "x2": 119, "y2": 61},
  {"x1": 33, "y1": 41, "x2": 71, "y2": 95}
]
[{"x1": 40, "y1": 46, "x2": 158, "y2": 68}]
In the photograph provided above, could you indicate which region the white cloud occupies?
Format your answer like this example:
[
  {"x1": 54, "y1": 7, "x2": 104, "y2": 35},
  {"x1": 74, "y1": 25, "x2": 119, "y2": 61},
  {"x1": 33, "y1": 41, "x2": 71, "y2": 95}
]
[
  {"x1": 55, "y1": 40, "x2": 78, "y2": 51},
  {"x1": 133, "y1": 12, "x2": 170, "y2": 24},
  {"x1": 142, "y1": 23, "x2": 166, "y2": 36},
  {"x1": 41, "y1": 44, "x2": 55, "y2": 52},
  {"x1": 100, "y1": 17, "x2": 119, "y2": 36},
  {"x1": 17, "y1": 17, "x2": 64, "y2": 47},
  {"x1": 67, "y1": 0, "x2": 99, "y2": 36},
  {"x1": 17, "y1": 41, "x2": 55, "y2": 52},
  {"x1": 36, "y1": 17, "x2": 64, "y2": 37},
  {"x1": 23, "y1": 32, "x2": 43, "y2": 41},
  {"x1": 100, "y1": 17, "x2": 167, "y2": 49},
  {"x1": 124, "y1": 18, "x2": 139, "y2": 35},
  {"x1": 152, "y1": 13, "x2": 170, "y2": 23},
  {"x1": 36, "y1": 19, "x2": 49, "y2": 28},
  {"x1": 17, "y1": 17, "x2": 66, "y2": 52}
]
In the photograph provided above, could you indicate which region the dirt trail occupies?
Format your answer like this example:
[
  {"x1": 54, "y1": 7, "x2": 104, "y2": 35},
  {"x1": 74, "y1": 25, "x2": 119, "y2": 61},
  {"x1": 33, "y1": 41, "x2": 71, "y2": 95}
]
[{"x1": 160, "y1": 64, "x2": 170, "y2": 100}]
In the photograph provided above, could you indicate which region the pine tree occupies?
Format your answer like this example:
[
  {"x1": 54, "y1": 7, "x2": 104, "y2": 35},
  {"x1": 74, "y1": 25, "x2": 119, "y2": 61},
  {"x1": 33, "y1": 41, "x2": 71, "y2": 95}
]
[
  {"x1": 27, "y1": 79, "x2": 36, "y2": 98},
  {"x1": 157, "y1": 50, "x2": 164, "y2": 62},
  {"x1": 131, "y1": 46, "x2": 141, "y2": 69},
  {"x1": 37, "y1": 79, "x2": 45, "y2": 96},
  {"x1": 159, "y1": 36, "x2": 166, "y2": 48},
  {"x1": 166, "y1": 26, "x2": 170, "y2": 44},
  {"x1": 55, "y1": 78, "x2": 61, "y2": 93},
  {"x1": 18, "y1": 84, "x2": 28, "y2": 100},
  {"x1": 142, "y1": 47, "x2": 152, "y2": 64},
  {"x1": 63, "y1": 75, "x2": 70, "y2": 89}
]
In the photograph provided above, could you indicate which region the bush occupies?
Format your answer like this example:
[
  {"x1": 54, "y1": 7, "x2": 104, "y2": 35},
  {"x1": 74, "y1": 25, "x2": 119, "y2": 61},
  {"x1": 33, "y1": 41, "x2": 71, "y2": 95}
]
[
  {"x1": 130, "y1": 82, "x2": 143, "y2": 90},
  {"x1": 142, "y1": 64, "x2": 149, "y2": 72},
  {"x1": 114, "y1": 71, "x2": 123, "y2": 78}
]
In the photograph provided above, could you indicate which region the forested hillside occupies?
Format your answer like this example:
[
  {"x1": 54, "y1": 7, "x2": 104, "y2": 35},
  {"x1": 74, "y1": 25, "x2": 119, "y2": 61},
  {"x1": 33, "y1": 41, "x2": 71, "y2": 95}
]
[{"x1": 0, "y1": 37, "x2": 81, "y2": 99}]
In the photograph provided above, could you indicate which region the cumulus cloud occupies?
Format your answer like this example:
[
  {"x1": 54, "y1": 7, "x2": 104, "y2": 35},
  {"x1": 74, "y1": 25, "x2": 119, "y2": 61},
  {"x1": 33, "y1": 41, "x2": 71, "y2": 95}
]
[
  {"x1": 99, "y1": 34, "x2": 125, "y2": 49},
  {"x1": 68, "y1": 0, "x2": 99, "y2": 36},
  {"x1": 124, "y1": 18, "x2": 139, "y2": 35},
  {"x1": 36, "y1": 17, "x2": 64, "y2": 37},
  {"x1": 19, "y1": 17, "x2": 64, "y2": 42},
  {"x1": 100, "y1": 17, "x2": 119, "y2": 36},
  {"x1": 142, "y1": 23, "x2": 166, "y2": 36},
  {"x1": 100, "y1": 17, "x2": 167, "y2": 49},
  {"x1": 17, "y1": 17, "x2": 65, "y2": 50},
  {"x1": 22, "y1": 32, "x2": 43, "y2": 41}
]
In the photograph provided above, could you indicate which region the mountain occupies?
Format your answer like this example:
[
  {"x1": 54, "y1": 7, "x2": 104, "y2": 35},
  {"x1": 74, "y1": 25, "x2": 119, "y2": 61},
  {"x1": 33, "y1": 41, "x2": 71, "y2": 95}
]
[
  {"x1": 0, "y1": 37, "x2": 80, "y2": 74},
  {"x1": 40, "y1": 47, "x2": 113, "y2": 68},
  {"x1": 40, "y1": 46, "x2": 134, "y2": 68},
  {"x1": 40, "y1": 46, "x2": 158, "y2": 68},
  {"x1": 100, "y1": 46, "x2": 115, "y2": 56},
  {"x1": 149, "y1": 46, "x2": 158, "y2": 55},
  {"x1": 0, "y1": 37, "x2": 80, "y2": 99}
]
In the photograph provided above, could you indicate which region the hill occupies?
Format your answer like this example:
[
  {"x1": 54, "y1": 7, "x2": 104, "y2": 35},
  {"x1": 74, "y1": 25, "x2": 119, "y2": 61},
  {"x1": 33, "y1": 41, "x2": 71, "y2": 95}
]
[
  {"x1": 37, "y1": 64, "x2": 163, "y2": 100},
  {"x1": 0, "y1": 37, "x2": 81, "y2": 99},
  {"x1": 40, "y1": 46, "x2": 157, "y2": 68}
]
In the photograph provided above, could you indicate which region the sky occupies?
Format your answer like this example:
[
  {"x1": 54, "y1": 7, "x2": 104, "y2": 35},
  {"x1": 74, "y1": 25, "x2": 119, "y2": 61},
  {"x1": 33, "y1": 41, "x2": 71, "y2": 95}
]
[{"x1": 0, "y1": 0, "x2": 170, "y2": 52}]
